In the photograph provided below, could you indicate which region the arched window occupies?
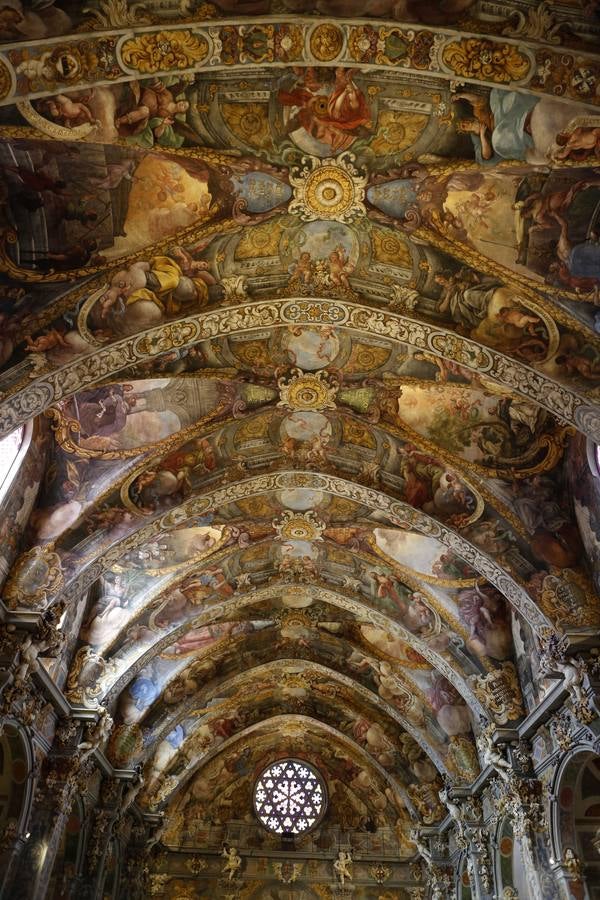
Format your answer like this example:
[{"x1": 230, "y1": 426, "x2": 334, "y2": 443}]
[{"x1": 0, "y1": 425, "x2": 25, "y2": 504}]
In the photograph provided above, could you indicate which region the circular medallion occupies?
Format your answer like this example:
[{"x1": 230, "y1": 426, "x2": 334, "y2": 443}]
[
  {"x1": 278, "y1": 370, "x2": 338, "y2": 411},
  {"x1": 276, "y1": 511, "x2": 324, "y2": 541},
  {"x1": 289, "y1": 157, "x2": 367, "y2": 224},
  {"x1": 254, "y1": 758, "x2": 327, "y2": 835},
  {"x1": 309, "y1": 23, "x2": 344, "y2": 62},
  {"x1": 305, "y1": 165, "x2": 354, "y2": 219}
]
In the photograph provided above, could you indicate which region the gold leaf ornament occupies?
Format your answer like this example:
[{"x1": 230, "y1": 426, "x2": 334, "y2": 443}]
[
  {"x1": 121, "y1": 30, "x2": 209, "y2": 74},
  {"x1": 442, "y1": 38, "x2": 530, "y2": 84}
]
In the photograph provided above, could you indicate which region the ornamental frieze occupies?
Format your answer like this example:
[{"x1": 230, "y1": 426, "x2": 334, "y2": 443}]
[{"x1": 0, "y1": 20, "x2": 597, "y2": 107}]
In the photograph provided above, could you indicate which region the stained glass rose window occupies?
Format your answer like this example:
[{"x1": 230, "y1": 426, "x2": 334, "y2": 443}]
[{"x1": 253, "y1": 759, "x2": 326, "y2": 835}]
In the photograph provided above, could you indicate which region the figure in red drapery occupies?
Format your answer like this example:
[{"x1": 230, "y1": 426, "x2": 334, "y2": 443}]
[{"x1": 278, "y1": 67, "x2": 372, "y2": 152}]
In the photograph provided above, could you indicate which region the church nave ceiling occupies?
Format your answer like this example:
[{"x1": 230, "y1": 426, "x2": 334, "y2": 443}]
[{"x1": 1, "y1": 3, "x2": 600, "y2": 888}]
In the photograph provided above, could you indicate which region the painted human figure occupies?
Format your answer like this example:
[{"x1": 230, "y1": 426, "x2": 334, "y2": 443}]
[
  {"x1": 278, "y1": 67, "x2": 371, "y2": 152},
  {"x1": 452, "y1": 90, "x2": 574, "y2": 164},
  {"x1": 328, "y1": 244, "x2": 353, "y2": 289},
  {"x1": 116, "y1": 79, "x2": 192, "y2": 149}
]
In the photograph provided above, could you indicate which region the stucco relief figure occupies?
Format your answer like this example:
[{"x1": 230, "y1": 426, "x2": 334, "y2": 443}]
[
  {"x1": 476, "y1": 723, "x2": 513, "y2": 782},
  {"x1": 334, "y1": 849, "x2": 353, "y2": 885},
  {"x1": 221, "y1": 845, "x2": 242, "y2": 881},
  {"x1": 410, "y1": 828, "x2": 433, "y2": 866},
  {"x1": 538, "y1": 634, "x2": 588, "y2": 707},
  {"x1": 76, "y1": 707, "x2": 114, "y2": 763}
]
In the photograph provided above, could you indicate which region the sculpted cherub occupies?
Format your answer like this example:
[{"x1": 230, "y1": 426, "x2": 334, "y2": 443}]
[
  {"x1": 410, "y1": 828, "x2": 433, "y2": 867},
  {"x1": 333, "y1": 849, "x2": 353, "y2": 885},
  {"x1": 13, "y1": 626, "x2": 64, "y2": 685},
  {"x1": 476, "y1": 719, "x2": 513, "y2": 783},
  {"x1": 539, "y1": 633, "x2": 588, "y2": 707},
  {"x1": 76, "y1": 707, "x2": 113, "y2": 763},
  {"x1": 222, "y1": 845, "x2": 242, "y2": 881},
  {"x1": 439, "y1": 782, "x2": 467, "y2": 843}
]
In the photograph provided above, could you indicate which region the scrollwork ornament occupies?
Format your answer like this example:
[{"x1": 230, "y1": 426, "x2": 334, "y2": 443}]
[
  {"x1": 4, "y1": 545, "x2": 64, "y2": 610},
  {"x1": 86, "y1": 808, "x2": 114, "y2": 873},
  {"x1": 273, "y1": 861, "x2": 302, "y2": 883},
  {"x1": 0, "y1": 382, "x2": 54, "y2": 435},
  {"x1": 502, "y1": 2, "x2": 565, "y2": 43},
  {"x1": 430, "y1": 866, "x2": 453, "y2": 900},
  {"x1": 491, "y1": 774, "x2": 547, "y2": 838},
  {"x1": 441, "y1": 38, "x2": 531, "y2": 84},
  {"x1": 147, "y1": 874, "x2": 171, "y2": 896},
  {"x1": 66, "y1": 647, "x2": 108, "y2": 706},
  {"x1": 470, "y1": 838, "x2": 493, "y2": 893},
  {"x1": 120, "y1": 30, "x2": 209, "y2": 74},
  {"x1": 0, "y1": 820, "x2": 19, "y2": 852},
  {"x1": 368, "y1": 863, "x2": 392, "y2": 884},
  {"x1": 186, "y1": 856, "x2": 208, "y2": 875},
  {"x1": 0, "y1": 299, "x2": 597, "y2": 447},
  {"x1": 550, "y1": 708, "x2": 575, "y2": 751},
  {"x1": 511, "y1": 739, "x2": 535, "y2": 777},
  {"x1": 470, "y1": 662, "x2": 524, "y2": 725}
]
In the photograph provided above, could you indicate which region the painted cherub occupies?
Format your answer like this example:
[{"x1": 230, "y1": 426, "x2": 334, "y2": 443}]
[
  {"x1": 328, "y1": 244, "x2": 353, "y2": 290},
  {"x1": 290, "y1": 251, "x2": 314, "y2": 286}
]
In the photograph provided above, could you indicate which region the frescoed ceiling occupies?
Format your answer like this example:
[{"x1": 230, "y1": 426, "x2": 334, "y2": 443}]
[{"x1": 1, "y1": 0, "x2": 600, "y2": 860}]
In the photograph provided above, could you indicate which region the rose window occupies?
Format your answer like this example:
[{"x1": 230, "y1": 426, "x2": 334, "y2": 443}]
[{"x1": 253, "y1": 759, "x2": 326, "y2": 835}]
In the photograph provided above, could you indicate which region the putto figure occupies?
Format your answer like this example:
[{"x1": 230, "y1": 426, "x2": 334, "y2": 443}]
[
  {"x1": 222, "y1": 845, "x2": 242, "y2": 882},
  {"x1": 334, "y1": 849, "x2": 353, "y2": 885}
]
